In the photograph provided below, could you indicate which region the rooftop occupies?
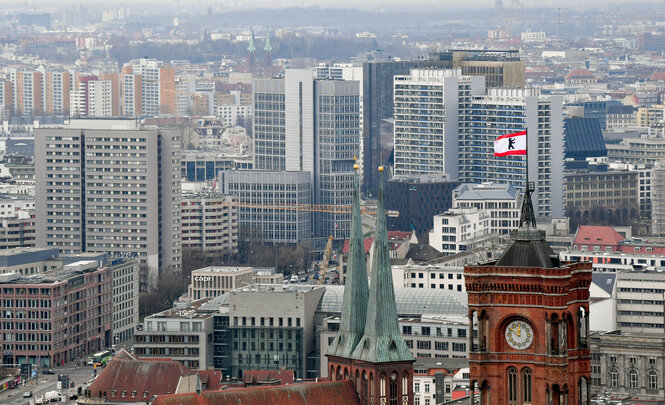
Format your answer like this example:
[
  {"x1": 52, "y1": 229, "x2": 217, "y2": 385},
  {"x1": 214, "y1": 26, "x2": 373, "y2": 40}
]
[
  {"x1": 148, "y1": 298, "x2": 213, "y2": 319},
  {"x1": 454, "y1": 183, "x2": 519, "y2": 201},
  {"x1": 192, "y1": 266, "x2": 253, "y2": 274}
]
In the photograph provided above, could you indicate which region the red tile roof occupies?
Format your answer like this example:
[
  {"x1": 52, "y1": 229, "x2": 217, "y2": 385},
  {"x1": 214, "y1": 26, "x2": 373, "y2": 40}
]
[
  {"x1": 341, "y1": 238, "x2": 373, "y2": 254},
  {"x1": 387, "y1": 231, "x2": 412, "y2": 240},
  {"x1": 88, "y1": 357, "x2": 194, "y2": 402},
  {"x1": 650, "y1": 72, "x2": 665, "y2": 81},
  {"x1": 243, "y1": 370, "x2": 295, "y2": 386},
  {"x1": 573, "y1": 226, "x2": 625, "y2": 248},
  {"x1": 152, "y1": 380, "x2": 360, "y2": 405},
  {"x1": 197, "y1": 371, "x2": 226, "y2": 391},
  {"x1": 566, "y1": 69, "x2": 596, "y2": 80}
]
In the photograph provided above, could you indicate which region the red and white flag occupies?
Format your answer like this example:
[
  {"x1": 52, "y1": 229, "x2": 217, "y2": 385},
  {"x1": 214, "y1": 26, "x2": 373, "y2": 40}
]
[{"x1": 494, "y1": 130, "x2": 527, "y2": 157}]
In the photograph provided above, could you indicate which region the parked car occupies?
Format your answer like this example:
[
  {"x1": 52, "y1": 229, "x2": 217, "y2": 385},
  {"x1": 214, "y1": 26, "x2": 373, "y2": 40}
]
[{"x1": 23, "y1": 391, "x2": 33, "y2": 398}]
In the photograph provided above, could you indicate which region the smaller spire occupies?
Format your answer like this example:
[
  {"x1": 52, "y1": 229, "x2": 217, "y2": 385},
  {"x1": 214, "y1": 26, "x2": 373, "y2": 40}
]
[
  {"x1": 519, "y1": 181, "x2": 537, "y2": 230},
  {"x1": 351, "y1": 166, "x2": 414, "y2": 364},
  {"x1": 327, "y1": 162, "x2": 369, "y2": 359},
  {"x1": 247, "y1": 30, "x2": 256, "y2": 52},
  {"x1": 264, "y1": 33, "x2": 272, "y2": 52}
]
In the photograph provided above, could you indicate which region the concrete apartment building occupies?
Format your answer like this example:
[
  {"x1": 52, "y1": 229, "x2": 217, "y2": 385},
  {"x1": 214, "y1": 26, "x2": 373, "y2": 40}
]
[
  {"x1": 393, "y1": 69, "x2": 485, "y2": 179},
  {"x1": 134, "y1": 299, "x2": 214, "y2": 370},
  {"x1": 9, "y1": 69, "x2": 42, "y2": 116},
  {"x1": 219, "y1": 170, "x2": 312, "y2": 244},
  {"x1": 181, "y1": 193, "x2": 239, "y2": 254},
  {"x1": 459, "y1": 88, "x2": 564, "y2": 218},
  {"x1": 35, "y1": 119, "x2": 181, "y2": 284},
  {"x1": 187, "y1": 266, "x2": 253, "y2": 299},
  {"x1": 0, "y1": 247, "x2": 60, "y2": 275},
  {"x1": 392, "y1": 264, "x2": 466, "y2": 293},
  {"x1": 452, "y1": 183, "x2": 521, "y2": 236},
  {"x1": 121, "y1": 58, "x2": 176, "y2": 116},
  {"x1": 606, "y1": 135, "x2": 665, "y2": 166},
  {"x1": 428, "y1": 207, "x2": 498, "y2": 256},
  {"x1": 0, "y1": 260, "x2": 112, "y2": 367}
]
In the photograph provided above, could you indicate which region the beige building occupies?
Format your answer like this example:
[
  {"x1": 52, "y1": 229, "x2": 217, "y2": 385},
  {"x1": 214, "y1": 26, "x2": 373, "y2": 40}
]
[
  {"x1": 34, "y1": 119, "x2": 182, "y2": 285},
  {"x1": 636, "y1": 105, "x2": 665, "y2": 127},
  {"x1": 188, "y1": 266, "x2": 254, "y2": 300},
  {"x1": 181, "y1": 193, "x2": 238, "y2": 254}
]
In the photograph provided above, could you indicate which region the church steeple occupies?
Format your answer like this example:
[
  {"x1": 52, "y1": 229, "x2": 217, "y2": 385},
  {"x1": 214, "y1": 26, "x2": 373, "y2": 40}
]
[
  {"x1": 264, "y1": 33, "x2": 272, "y2": 53},
  {"x1": 351, "y1": 167, "x2": 414, "y2": 363},
  {"x1": 264, "y1": 32, "x2": 273, "y2": 70},
  {"x1": 247, "y1": 30, "x2": 256, "y2": 53},
  {"x1": 246, "y1": 30, "x2": 256, "y2": 73},
  {"x1": 327, "y1": 162, "x2": 369, "y2": 359}
]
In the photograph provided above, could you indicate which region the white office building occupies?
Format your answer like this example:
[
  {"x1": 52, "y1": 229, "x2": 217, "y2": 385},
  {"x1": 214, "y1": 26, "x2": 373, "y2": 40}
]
[
  {"x1": 393, "y1": 69, "x2": 485, "y2": 179},
  {"x1": 428, "y1": 207, "x2": 498, "y2": 256},
  {"x1": 452, "y1": 183, "x2": 521, "y2": 236}
]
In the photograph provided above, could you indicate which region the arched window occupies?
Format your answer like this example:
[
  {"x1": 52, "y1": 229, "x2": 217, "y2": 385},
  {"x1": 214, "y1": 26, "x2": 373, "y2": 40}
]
[
  {"x1": 508, "y1": 367, "x2": 518, "y2": 404},
  {"x1": 380, "y1": 373, "x2": 386, "y2": 397},
  {"x1": 609, "y1": 369, "x2": 619, "y2": 388},
  {"x1": 629, "y1": 370, "x2": 639, "y2": 389},
  {"x1": 522, "y1": 368, "x2": 532, "y2": 403},
  {"x1": 648, "y1": 370, "x2": 658, "y2": 391},
  {"x1": 389, "y1": 372, "x2": 398, "y2": 405}
]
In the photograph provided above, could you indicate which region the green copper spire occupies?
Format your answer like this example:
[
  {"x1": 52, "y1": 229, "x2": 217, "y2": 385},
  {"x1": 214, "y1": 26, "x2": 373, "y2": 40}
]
[
  {"x1": 247, "y1": 30, "x2": 256, "y2": 52},
  {"x1": 264, "y1": 33, "x2": 272, "y2": 52},
  {"x1": 351, "y1": 167, "x2": 414, "y2": 364},
  {"x1": 327, "y1": 164, "x2": 369, "y2": 359}
]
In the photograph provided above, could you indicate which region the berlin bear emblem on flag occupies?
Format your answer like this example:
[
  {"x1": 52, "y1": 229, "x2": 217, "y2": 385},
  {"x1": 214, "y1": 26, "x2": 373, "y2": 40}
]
[{"x1": 494, "y1": 130, "x2": 527, "y2": 157}]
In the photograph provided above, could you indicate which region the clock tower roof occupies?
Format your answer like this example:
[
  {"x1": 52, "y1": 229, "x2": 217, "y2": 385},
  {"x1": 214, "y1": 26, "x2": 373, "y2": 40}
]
[{"x1": 495, "y1": 181, "x2": 558, "y2": 268}]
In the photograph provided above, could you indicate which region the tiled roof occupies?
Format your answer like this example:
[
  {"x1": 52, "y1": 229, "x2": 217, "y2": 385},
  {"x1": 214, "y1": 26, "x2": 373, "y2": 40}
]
[
  {"x1": 88, "y1": 357, "x2": 193, "y2": 402},
  {"x1": 573, "y1": 226, "x2": 625, "y2": 247},
  {"x1": 387, "y1": 231, "x2": 412, "y2": 240},
  {"x1": 242, "y1": 370, "x2": 295, "y2": 386},
  {"x1": 151, "y1": 380, "x2": 360, "y2": 405},
  {"x1": 592, "y1": 273, "x2": 616, "y2": 296},
  {"x1": 650, "y1": 72, "x2": 665, "y2": 81},
  {"x1": 341, "y1": 238, "x2": 373, "y2": 254},
  {"x1": 566, "y1": 69, "x2": 595, "y2": 80}
]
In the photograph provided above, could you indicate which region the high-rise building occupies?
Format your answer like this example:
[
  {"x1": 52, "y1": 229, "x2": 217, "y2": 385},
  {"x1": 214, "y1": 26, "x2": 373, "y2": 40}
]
[
  {"x1": 87, "y1": 79, "x2": 114, "y2": 117},
  {"x1": 393, "y1": 69, "x2": 485, "y2": 179},
  {"x1": 121, "y1": 58, "x2": 174, "y2": 116},
  {"x1": 43, "y1": 71, "x2": 71, "y2": 116},
  {"x1": 181, "y1": 193, "x2": 239, "y2": 254},
  {"x1": 253, "y1": 70, "x2": 360, "y2": 238},
  {"x1": 34, "y1": 119, "x2": 181, "y2": 284},
  {"x1": 9, "y1": 69, "x2": 43, "y2": 117},
  {"x1": 0, "y1": 80, "x2": 12, "y2": 120},
  {"x1": 459, "y1": 88, "x2": 564, "y2": 218}
]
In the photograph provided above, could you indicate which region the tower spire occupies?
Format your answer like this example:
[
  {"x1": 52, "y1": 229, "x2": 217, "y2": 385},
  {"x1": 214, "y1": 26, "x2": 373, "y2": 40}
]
[
  {"x1": 351, "y1": 166, "x2": 414, "y2": 363},
  {"x1": 247, "y1": 30, "x2": 256, "y2": 52},
  {"x1": 327, "y1": 161, "x2": 369, "y2": 359},
  {"x1": 264, "y1": 33, "x2": 272, "y2": 52}
]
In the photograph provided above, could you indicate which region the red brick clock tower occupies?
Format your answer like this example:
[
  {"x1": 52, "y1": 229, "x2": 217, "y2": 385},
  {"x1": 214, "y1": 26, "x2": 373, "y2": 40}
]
[{"x1": 464, "y1": 184, "x2": 592, "y2": 405}]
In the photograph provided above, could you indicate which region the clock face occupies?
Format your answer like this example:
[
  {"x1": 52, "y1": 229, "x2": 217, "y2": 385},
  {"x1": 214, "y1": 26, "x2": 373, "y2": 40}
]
[{"x1": 504, "y1": 320, "x2": 534, "y2": 350}]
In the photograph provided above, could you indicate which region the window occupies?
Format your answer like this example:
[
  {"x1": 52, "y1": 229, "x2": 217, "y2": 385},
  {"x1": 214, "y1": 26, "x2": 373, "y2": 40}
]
[
  {"x1": 424, "y1": 384, "x2": 429, "y2": 393},
  {"x1": 609, "y1": 355, "x2": 617, "y2": 363},
  {"x1": 649, "y1": 370, "x2": 658, "y2": 390},
  {"x1": 414, "y1": 382, "x2": 420, "y2": 392},
  {"x1": 508, "y1": 367, "x2": 517, "y2": 404},
  {"x1": 629, "y1": 370, "x2": 639, "y2": 389},
  {"x1": 415, "y1": 398, "x2": 420, "y2": 405},
  {"x1": 522, "y1": 368, "x2": 532, "y2": 403}
]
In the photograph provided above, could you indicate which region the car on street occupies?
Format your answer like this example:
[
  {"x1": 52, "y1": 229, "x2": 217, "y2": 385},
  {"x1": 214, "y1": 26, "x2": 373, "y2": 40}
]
[
  {"x1": 42, "y1": 369, "x2": 55, "y2": 375},
  {"x1": 23, "y1": 391, "x2": 32, "y2": 398}
]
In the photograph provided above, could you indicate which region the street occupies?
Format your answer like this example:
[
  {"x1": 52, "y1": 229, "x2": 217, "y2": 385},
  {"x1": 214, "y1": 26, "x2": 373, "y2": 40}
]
[{"x1": 0, "y1": 364, "x2": 97, "y2": 405}]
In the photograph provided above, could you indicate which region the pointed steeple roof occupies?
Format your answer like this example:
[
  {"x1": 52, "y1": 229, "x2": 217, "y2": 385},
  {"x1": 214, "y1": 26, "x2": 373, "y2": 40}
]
[
  {"x1": 247, "y1": 30, "x2": 256, "y2": 53},
  {"x1": 327, "y1": 164, "x2": 369, "y2": 359},
  {"x1": 264, "y1": 33, "x2": 272, "y2": 52},
  {"x1": 351, "y1": 167, "x2": 414, "y2": 364},
  {"x1": 495, "y1": 181, "x2": 557, "y2": 268}
]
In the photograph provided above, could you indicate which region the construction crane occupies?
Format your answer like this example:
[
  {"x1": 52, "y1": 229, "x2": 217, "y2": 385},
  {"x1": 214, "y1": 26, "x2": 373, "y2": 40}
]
[
  {"x1": 318, "y1": 235, "x2": 334, "y2": 285},
  {"x1": 217, "y1": 201, "x2": 399, "y2": 217}
]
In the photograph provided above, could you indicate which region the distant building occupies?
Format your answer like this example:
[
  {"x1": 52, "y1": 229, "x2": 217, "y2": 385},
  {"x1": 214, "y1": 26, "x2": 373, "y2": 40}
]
[
  {"x1": 590, "y1": 331, "x2": 665, "y2": 400},
  {"x1": 134, "y1": 298, "x2": 215, "y2": 370},
  {"x1": 0, "y1": 247, "x2": 60, "y2": 275},
  {"x1": 181, "y1": 193, "x2": 239, "y2": 254},
  {"x1": 564, "y1": 117, "x2": 607, "y2": 160},
  {"x1": 0, "y1": 260, "x2": 112, "y2": 367},
  {"x1": 35, "y1": 119, "x2": 182, "y2": 284},
  {"x1": 219, "y1": 170, "x2": 312, "y2": 244},
  {"x1": 187, "y1": 266, "x2": 253, "y2": 300},
  {"x1": 121, "y1": 58, "x2": 175, "y2": 116},
  {"x1": 452, "y1": 183, "x2": 521, "y2": 236},
  {"x1": 385, "y1": 175, "x2": 461, "y2": 235},
  {"x1": 429, "y1": 207, "x2": 498, "y2": 256}
]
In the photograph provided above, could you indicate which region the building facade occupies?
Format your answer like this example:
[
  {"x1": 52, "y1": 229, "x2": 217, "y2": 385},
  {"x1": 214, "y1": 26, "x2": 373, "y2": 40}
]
[
  {"x1": 452, "y1": 182, "x2": 521, "y2": 236},
  {"x1": 0, "y1": 261, "x2": 112, "y2": 367},
  {"x1": 34, "y1": 119, "x2": 182, "y2": 283},
  {"x1": 181, "y1": 193, "x2": 238, "y2": 254},
  {"x1": 429, "y1": 208, "x2": 498, "y2": 256},
  {"x1": 187, "y1": 266, "x2": 253, "y2": 300},
  {"x1": 219, "y1": 170, "x2": 311, "y2": 244}
]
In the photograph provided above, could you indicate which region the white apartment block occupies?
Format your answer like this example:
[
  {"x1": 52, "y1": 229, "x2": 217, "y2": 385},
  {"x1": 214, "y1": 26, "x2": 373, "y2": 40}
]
[
  {"x1": 34, "y1": 119, "x2": 181, "y2": 284},
  {"x1": 181, "y1": 193, "x2": 239, "y2": 254},
  {"x1": 216, "y1": 104, "x2": 253, "y2": 127},
  {"x1": 111, "y1": 259, "x2": 140, "y2": 343},
  {"x1": 188, "y1": 266, "x2": 254, "y2": 300},
  {"x1": 392, "y1": 264, "x2": 466, "y2": 293},
  {"x1": 452, "y1": 183, "x2": 521, "y2": 236},
  {"x1": 459, "y1": 88, "x2": 564, "y2": 218},
  {"x1": 393, "y1": 69, "x2": 485, "y2": 179},
  {"x1": 428, "y1": 207, "x2": 498, "y2": 256},
  {"x1": 88, "y1": 80, "x2": 113, "y2": 117}
]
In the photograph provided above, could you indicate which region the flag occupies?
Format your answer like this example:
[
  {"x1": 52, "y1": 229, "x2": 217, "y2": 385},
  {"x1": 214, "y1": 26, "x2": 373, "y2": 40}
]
[{"x1": 494, "y1": 130, "x2": 527, "y2": 157}]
